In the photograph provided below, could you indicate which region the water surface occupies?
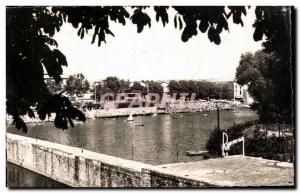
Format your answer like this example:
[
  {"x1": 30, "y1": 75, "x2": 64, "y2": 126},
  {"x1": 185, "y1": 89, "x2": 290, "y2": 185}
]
[{"x1": 7, "y1": 109, "x2": 257, "y2": 165}]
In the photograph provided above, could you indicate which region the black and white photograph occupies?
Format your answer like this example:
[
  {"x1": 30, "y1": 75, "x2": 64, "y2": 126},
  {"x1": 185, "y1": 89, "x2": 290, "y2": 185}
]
[{"x1": 5, "y1": 3, "x2": 295, "y2": 188}]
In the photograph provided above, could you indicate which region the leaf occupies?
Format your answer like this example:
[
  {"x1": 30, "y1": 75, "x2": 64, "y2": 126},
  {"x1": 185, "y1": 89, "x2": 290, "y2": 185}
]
[
  {"x1": 39, "y1": 112, "x2": 47, "y2": 120},
  {"x1": 253, "y1": 27, "x2": 264, "y2": 41},
  {"x1": 181, "y1": 26, "x2": 192, "y2": 42},
  {"x1": 21, "y1": 120, "x2": 27, "y2": 133},
  {"x1": 241, "y1": 7, "x2": 247, "y2": 16},
  {"x1": 199, "y1": 20, "x2": 209, "y2": 33},
  {"x1": 137, "y1": 24, "x2": 144, "y2": 33},
  {"x1": 154, "y1": 6, "x2": 169, "y2": 26},
  {"x1": 207, "y1": 26, "x2": 216, "y2": 43},
  {"x1": 97, "y1": 33, "x2": 101, "y2": 46},
  {"x1": 28, "y1": 108, "x2": 35, "y2": 118},
  {"x1": 255, "y1": 7, "x2": 262, "y2": 20},
  {"x1": 131, "y1": 9, "x2": 151, "y2": 33},
  {"x1": 76, "y1": 108, "x2": 86, "y2": 122},
  {"x1": 77, "y1": 27, "x2": 82, "y2": 36},
  {"x1": 179, "y1": 16, "x2": 183, "y2": 30},
  {"x1": 91, "y1": 26, "x2": 99, "y2": 44},
  {"x1": 118, "y1": 17, "x2": 126, "y2": 25},
  {"x1": 80, "y1": 28, "x2": 84, "y2": 39},
  {"x1": 67, "y1": 115, "x2": 74, "y2": 128},
  {"x1": 54, "y1": 115, "x2": 68, "y2": 130},
  {"x1": 156, "y1": 12, "x2": 159, "y2": 22},
  {"x1": 100, "y1": 29, "x2": 105, "y2": 42},
  {"x1": 53, "y1": 49, "x2": 67, "y2": 67},
  {"x1": 68, "y1": 107, "x2": 77, "y2": 119},
  {"x1": 216, "y1": 24, "x2": 223, "y2": 34},
  {"x1": 14, "y1": 116, "x2": 27, "y2": 133},
  {"x1": 105, "y1": 28, "x2": 115, "y2": 37},
  {"x1": 214, "y1": 33, "x2": 221, "y2": 45}
]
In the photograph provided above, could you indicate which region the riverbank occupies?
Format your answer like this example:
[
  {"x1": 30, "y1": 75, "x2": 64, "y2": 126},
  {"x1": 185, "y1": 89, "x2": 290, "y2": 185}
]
[
  {"x1": 6, "y1": 100, "x2": 251, "y2": 123},
  {"x1": 94, "y1": 107, "x2": 157, "y2": 118},
  {"x1": 161, "y1": 100, "x2": 250, "y2": 113}
]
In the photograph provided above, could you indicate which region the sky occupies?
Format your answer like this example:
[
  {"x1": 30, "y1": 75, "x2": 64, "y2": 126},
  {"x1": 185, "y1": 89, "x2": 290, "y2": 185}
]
[{"x1": 53, "y1": 7, "x2": 263, "y2": 82}]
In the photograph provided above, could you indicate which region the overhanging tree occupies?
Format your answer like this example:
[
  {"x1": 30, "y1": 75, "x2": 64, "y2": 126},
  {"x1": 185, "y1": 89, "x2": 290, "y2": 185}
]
[
  {"x1": 6, "y1": 6, "x2": 293, "y2": 132},
  {"x1": 236, "y1": 7, "x2": 293, "y2": 124},
  {"x1": 45, "y1": 79, "x2": 63, "y2": 94}
]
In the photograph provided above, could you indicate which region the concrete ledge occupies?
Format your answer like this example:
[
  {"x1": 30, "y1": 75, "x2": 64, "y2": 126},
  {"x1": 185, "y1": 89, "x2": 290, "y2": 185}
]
[
  {"x1": 6, "y1": 133, "x2": 213, "y2": 187},
  {"x1": 157, "y1": 155, "x2": 294, "y2": 187}
]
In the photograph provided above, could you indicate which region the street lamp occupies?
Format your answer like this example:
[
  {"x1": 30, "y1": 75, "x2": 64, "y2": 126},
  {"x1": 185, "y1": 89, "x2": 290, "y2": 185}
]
[{"x1": 94, "y1": 81, "x2": 101, "y2": 104}]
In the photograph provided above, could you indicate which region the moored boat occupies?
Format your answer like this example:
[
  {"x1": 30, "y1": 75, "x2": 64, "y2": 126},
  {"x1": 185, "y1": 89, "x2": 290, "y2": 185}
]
[{"x1": 127, "y1": 112, "x2": 134, "y2": 121}]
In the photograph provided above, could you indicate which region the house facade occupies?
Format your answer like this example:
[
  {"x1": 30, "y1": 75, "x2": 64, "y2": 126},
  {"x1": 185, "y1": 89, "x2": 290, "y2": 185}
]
[{"x1": 233, "y1": 82, "x2": 254, "y2": 104}]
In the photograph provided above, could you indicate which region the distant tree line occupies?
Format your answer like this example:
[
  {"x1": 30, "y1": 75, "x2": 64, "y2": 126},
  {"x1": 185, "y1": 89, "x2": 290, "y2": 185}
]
[
  {"x1": 47, "y1": 75, "x2": 235, "y2": 101},
  {"x1": 168, "y1": 80, "x2": 234, "y2": 100},
  {"x1": 93, "y1": 76, "x2": 164, "y2": 101},
  {"x1": 46, "y1": 73, "x2": 90, "y2": 97},
  {"x1": 64, "y1": 73, "x2": 90, "y2": 96},
  {"x1": 93, "y1": 77, "x2": 234, "y2": 100}
]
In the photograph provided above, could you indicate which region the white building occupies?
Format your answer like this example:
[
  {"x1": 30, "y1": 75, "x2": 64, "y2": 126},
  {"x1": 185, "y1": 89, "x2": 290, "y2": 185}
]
[
  {"x1": 233, "y1": 82, "x2": 254, "y2": 104},
  {"x1": 161, "y1": 82, "x2": 169, "y2": 93}
]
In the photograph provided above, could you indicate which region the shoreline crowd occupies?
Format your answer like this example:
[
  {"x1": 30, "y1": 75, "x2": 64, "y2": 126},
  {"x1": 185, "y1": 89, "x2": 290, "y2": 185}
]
[{"x1": 6, "y1": 99, "x2": 251, "y2": 124}]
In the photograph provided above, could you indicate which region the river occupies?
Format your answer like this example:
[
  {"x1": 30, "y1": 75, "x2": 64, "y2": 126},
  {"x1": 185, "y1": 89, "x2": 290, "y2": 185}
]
[{"x1": 7, "y1": 109, "x2": 257, "y2": 165}]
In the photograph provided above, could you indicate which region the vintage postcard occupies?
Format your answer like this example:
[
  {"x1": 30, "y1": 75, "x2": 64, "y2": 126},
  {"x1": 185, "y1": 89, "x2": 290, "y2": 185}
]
[{"x1": 6, "y1": 5, "x2": 295, "y2": 188}]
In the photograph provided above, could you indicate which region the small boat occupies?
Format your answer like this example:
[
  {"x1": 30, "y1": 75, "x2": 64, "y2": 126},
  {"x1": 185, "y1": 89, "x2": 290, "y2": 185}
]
[
  {"x1": 203, "y1": 113, "x2": 208, "y2": 117},
  {"x1": 137, "y1": 122, "x2": 145, "y2": 126},
  {"x1": 186, "y1": 150, "x2": 209, "y2": 156},
  {"x1": 127, "y1": 112, "x2": 134, "y2": 121},
  {"x1": 152, "y1": 113, "x2": 157, "y2": 116}
]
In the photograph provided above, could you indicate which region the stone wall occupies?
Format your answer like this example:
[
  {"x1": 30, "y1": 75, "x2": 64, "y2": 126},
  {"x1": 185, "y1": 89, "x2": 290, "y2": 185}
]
[{"x1": 6, "y1": 133, "x2": 212, "y2": 188}]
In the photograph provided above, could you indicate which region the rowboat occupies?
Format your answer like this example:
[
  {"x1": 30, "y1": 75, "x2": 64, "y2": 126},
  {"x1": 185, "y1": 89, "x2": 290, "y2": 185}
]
[{"x1": 186, "y1": 150, "x2": 209, "y2": 156}]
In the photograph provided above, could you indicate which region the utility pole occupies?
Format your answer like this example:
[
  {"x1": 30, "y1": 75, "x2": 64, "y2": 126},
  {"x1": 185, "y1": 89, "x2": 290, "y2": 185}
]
[
  {"x1": 131, "y1": 123, "x2": 134, "y2": 161},
  {"x1": 217, "y1": 106, "x2": 220, "y2": 130},
  {"x1": 94, "y1": 81, "x2": 101, "y2": 104},
  {"x1": 94, "y1": 83, "x2": 96, "y2": 103},
  {"x1": 176, "y1": 143, "x2": 179, "y2": 162}
]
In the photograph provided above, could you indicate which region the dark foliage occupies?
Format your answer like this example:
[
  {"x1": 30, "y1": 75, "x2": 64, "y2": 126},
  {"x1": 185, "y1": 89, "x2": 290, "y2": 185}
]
[
  {"x1": 205, "y1": 121, "x2": 255, "y2": 157},
  {"x1": 37, "y1": 94, "x2": 86, "y2": 130},
  {"x1": 130, "y1": 82, "x2": 145, "y2": 92},
  {"x1": 168, "y1": 80, "x2": 233, "y2": 100},
  {"x1": 246, "y1": 135, "x2": 293, "y2": 162},
  {"x1": 236, "y1": 7, "x2": 293, "y2": 124},
  {"x1": 206, "y1": 120, "x2": 293, "y2": 162},
  {"x1": 173, "y1": 6, "x2": 247, "y2": 44},
  {"x1": 102, "y1": 76, "x2": 129, "y2": 93},
  {"x1": 205, "y1": 126, "x2": 223, "y2": 157},
  {"x1": 45, "y1": 79, "x2": 63, "y2": 94},
  {"x1": 144, "y1": 81, "x2": 164, "y2": 96}
]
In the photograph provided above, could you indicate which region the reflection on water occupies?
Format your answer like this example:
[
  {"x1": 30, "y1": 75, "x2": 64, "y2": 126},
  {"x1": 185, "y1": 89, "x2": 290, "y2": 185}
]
[
  {"x1": 6, "y1": 162, "x2": 68, "y2": 188},
  {"x1": 7, "y1": 109, "x2": 257, "y2": 165}
]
